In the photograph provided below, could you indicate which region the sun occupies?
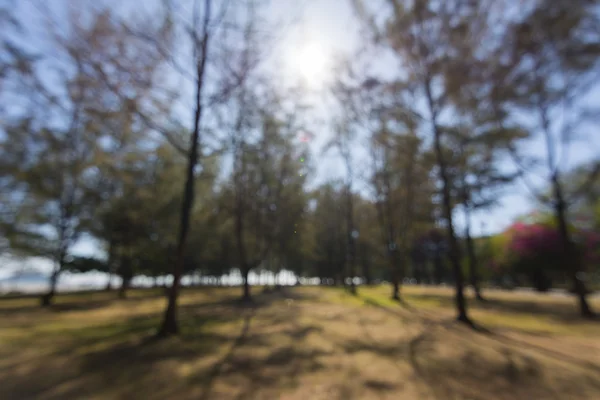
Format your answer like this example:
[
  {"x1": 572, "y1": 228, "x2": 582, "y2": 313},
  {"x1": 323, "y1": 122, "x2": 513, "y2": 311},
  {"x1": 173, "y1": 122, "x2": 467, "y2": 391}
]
[{"x1": 289, "y1": 42, "x2": 331, "y2": 89}]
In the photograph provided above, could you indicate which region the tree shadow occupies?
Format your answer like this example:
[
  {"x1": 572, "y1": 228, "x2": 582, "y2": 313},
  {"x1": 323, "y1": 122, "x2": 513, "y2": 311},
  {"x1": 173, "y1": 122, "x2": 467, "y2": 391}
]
[
  {"x1": 0, "y1": 309, "x2": 243, "y2": 399},
  {"x1": 407, "y1": 293, "x2": 600, "y2": 323},
  {"x1": 361, "y1": 297, "x2": 413, "y2": 323},
  {"x1": 0, "y1": 289, "x2": 296, "y2": 400},
  {"x1": 281, "y1": 324, "x2": 322, "y2": 340},
  {"x1": 363, "y1": 379, "x2": 399, "y2": 391},
  {"x1": 404, "y1": 325, "x2": 599, "y2": 400},
  {"x1": 195, "y1": 292, "x2": 329, "y2": 400},
  {"x1": 479, "y1": 329, "x2": 600, "y2": 374},
  {"x1": 49, "y1": 299, "x2": 118, "y2": 312},
  {"x1": 348, "y1": 294, "x2": 600, "y2": 400},
  {"x1": 0, "y1": 287, "x2": 245, "y2": 317},
  {"x1": 230, "y1": 346, "x2": 328, "y2": 400},
  {"x1": 198, "y1": 309, "x2": 255, "y2": 400}
]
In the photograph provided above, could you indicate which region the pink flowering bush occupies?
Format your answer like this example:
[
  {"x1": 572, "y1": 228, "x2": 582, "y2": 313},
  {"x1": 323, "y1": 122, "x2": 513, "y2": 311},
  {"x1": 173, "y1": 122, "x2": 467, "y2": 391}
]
[
  {"x1": 495, "y1": 221, "x2": 600, "y2": 291},
  {"x1": 507, "y1": 222, "x2": 563, "y2": 259},
  {"x1": 503, "y1": 222, "x2": 564, "y2": 291}
]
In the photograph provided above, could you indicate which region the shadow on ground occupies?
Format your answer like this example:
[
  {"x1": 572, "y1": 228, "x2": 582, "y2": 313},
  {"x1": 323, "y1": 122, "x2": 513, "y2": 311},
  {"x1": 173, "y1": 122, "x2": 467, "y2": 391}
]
[
  {"x1": 1, "y1": 287, "x2": 600, "y2": 399},
  {"x1": 0, "y1": 289, "x2": 330, "y2": 399},
  {"x1": 406, "y1": 292, "x2": 599, "y2": 323}
]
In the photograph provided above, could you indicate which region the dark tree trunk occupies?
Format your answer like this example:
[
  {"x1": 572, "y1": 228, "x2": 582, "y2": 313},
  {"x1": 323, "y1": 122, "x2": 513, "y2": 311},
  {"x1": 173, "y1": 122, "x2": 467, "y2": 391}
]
[
  {"x1": 338, "y1": 137, "x2": 358, "y2": 296},
  {"x1": 157, "y1": 0, "x2": 212, "y2": 338},
  {"x1": 464, "y1": 207, "x2": 484, "y2": 301},
  {"x1": 104, "y1": 240, "x2": 116, "y2": 291},
  {"x1": 552, "y1": 174, "x2": 594, "y2": 317},
  {"x1": 41, "y1": 268, "x2": 60, "y2": 307},
  {"x1": 416, "y1": 261, "x2": 424, "y2": 284},
  {"x1": 242, "y1": 264, "x2": 251, "y2": 301},
  {"x1": 438, "y1": 184, "x2": 470, "y2": 322},
  {"x1": 531, "y1": 269, "x2": 552, "y2": 292},
  {"x1": 119, "y1": 275, "x2": 132, "y2": 299},
  {"x1": 41, "y1": 249, "x2": 65, "y2": 307},
  {"x1": 391, "y1": 278, "x2": 400, "y2": 301},
  {"x1": 411, "y1": 251, "x2": 423, "y2": 284},
  {"x1": 433, "y1": 253, "x2": 443, "y2": 285},
  {"x1": 118, "y1": 258, "x2": 133, "y2": 299},
  {"x1": 40, "y1": 292, "x2": 52, "y2": 307},
  {"x1": 426, "y1": 81, "x2": 471, "y2": 325},
  {"x1": 425, "y1": 260, "x2": 433, "y2": 285},
  {"x1": 235, "y1": 193, "x2": 252, "y2": 301},
  {"x1": 362, "y1": 260, "x2": 371, "y2": 286},
  {"x1": 234, "y1": 131, "x2": 252, "y2": 302},
  {"x1": 389, "y1": 249, "x2": 401, "y2": 301},
  {"x1": 346, "y1": 186, "x2": 357, "y2": 296}
]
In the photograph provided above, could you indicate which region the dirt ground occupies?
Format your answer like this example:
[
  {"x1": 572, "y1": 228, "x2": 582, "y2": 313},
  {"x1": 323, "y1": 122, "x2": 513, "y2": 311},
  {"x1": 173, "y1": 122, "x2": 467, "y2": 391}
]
[{"x1": 1, "y1": 285, "x2": 599, "y2": 399}]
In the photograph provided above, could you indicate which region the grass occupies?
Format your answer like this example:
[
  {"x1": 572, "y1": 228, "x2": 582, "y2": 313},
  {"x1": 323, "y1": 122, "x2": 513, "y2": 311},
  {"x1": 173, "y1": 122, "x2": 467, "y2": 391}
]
[
  {"x1": 356, "y1": 285, "x2": 600, "y2": 335},
  {"x1": 1, "y1": 285, "x2": 599, "y2": 399}
]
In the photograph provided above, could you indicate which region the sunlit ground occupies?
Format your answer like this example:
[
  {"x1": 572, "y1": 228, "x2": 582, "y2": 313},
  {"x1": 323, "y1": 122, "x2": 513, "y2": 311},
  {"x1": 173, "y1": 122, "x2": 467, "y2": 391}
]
[{"x1": 1, "y1": 286, "x2": 599, "y2": 399}]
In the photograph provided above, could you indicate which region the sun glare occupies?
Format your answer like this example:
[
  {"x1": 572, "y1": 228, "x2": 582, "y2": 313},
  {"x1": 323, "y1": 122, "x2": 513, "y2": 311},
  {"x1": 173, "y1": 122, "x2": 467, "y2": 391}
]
[{"x1": 291, "y1": 42, "x2": 331, "y2": 89}]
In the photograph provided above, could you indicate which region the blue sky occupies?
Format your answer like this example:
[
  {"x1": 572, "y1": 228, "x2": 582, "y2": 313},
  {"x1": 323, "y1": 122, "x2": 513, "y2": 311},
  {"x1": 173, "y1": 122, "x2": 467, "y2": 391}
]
[{"x1": 2, "y1": 0, "x2": 599, "y2": 278}]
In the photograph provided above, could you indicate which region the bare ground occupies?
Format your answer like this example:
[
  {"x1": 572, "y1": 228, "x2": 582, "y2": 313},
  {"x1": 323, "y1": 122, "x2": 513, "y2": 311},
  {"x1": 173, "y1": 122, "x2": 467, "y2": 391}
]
[{"x1": 1, "y1": 285, "x2": 599, "y2": 399}]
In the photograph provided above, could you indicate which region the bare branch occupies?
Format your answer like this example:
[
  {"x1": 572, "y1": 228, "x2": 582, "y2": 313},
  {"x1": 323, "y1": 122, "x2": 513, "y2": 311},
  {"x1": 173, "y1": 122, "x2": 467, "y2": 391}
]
[{"x1": 506, "y1": 143, "x2": 546, "y2": 203}]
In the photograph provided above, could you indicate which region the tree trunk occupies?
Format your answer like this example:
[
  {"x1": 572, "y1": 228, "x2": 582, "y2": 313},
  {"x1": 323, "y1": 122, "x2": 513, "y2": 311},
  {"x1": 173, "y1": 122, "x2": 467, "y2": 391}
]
[
  {"x1": 552, "y1": 174, "x2": 594, "y2": 317},
  {"x1": 104, "y1": 239, "x2": 116, "y2": 291},
  {"x1": 411, "y1": 251, "x2": 423, "y2": 284},
  {"x1": 41, "y1": 249, "x2": 65, "y2": 307},
  {"x1": 426, "y1": 260, "x2": 433, "y2": 284},
  {"x1": 363, "y1": 267, "x2": 371, "y2": 286},
  {"x1": 465, "y1": 207, "x2": 484, "y2": 301},
  {"x1": 391, "y1": 277, "x2": 400, "y2": 301},
  {"x1": 242, "y1": 264, "x2": 251, "y2": 301},
  {"x1": 433, "y1": 252, "x2": 444, "y2": 285},
  {"x1": 362, "y1": 260, "x2": 371, "y2": 286},
  {"x1": 426, "y1": 81, "x2": 471, "y2": 325},
  {"x1": 118, "y1": 257, "x2": 133, "y2": 299},
  {"x1": 531, "y1": 269, "x2": 552, "y2": 292},
  {"x1": 119, "y1": 275, "x2": 131, "y2": 299},
  {"x1": 41, "y1": 267, "x2": 60, "y2": 307},
  {"x1": 275, "y1": 270, "x2": 280, "y2": 287},
  {"x1": 416, "y1": 261, "x2": 424, "y2": 284},
  {"x1": 235, "y1": 200, "x2": 251, "y2": 301},
  {"x1": 389, "y1": 249, "x2": 401, "y2": 301},
  {"x1": 439, "y1": 186, "x2": 470, "y2": 322},
  {"x1": 346, "y1": 186, "x2": 357, "y2": 296},
  {"x1": 157, "y1": 0, "x2": 212, "y2": 338}
]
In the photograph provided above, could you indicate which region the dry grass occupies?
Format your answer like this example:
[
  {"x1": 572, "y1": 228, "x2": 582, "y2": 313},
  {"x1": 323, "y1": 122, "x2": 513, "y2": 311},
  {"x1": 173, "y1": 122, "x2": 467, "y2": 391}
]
[{"x1": 0, "y1": 285, "x2": 599, "y2": 399}]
